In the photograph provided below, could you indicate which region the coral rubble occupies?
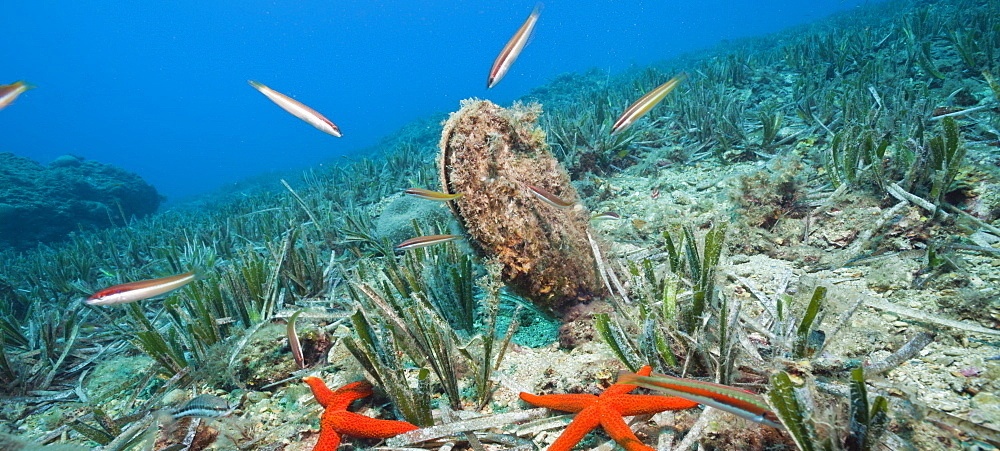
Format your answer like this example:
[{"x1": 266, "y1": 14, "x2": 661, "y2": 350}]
[{"x1": 438, "y1": 99, "x2": 603, "y2": 313}]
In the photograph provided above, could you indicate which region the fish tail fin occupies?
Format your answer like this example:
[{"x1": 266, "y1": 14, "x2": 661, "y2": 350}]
[{"x1": 191, "y1": 267, "x2": 210, "y2": 281}]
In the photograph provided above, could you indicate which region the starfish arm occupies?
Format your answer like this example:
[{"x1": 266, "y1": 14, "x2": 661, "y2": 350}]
[
  {"x1": 303, "y1": 376, "x2": 337, "y2": 408},
  {"x1": 304, "y1": 377, "x2": 373, "y2": 410},
  {"x1": 323, "y1": 410, "x2": 419, "y2": 439},
  {"x1": 519, "y1": 392, "x2": 596, "y2": 413},
  {"x1": 606, "y1": 394, "x2": 700, "y2": 416},
  {"x1": 520, "y1": 366, "x2": 687, "y2": 451},
  {"x1": 311, "y1": 425, "x2": 342, "y2": 451},
  {"x1": 599, "y1": 407, "x2": 655, "y2": 451},
  {"x1": 602, "y1": 365, "x2": 653, "y2": 396},
  {"x1": 546, "y1": 407, "x2": 602, "y2": 451},
  {"x1": 327, "y1": 380, "x2": 374, "y2": 411}
]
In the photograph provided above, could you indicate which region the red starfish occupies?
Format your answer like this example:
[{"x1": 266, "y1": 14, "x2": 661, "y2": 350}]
[
  {"x1": 303, "y1": 376, "x2": 419, "y2": 451},
  {"x1": 519, "y1": 366, "x2": 699, "y2": 451}
]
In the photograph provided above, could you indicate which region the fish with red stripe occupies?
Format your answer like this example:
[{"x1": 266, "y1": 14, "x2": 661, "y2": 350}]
[{"x1": 85, "y1": 271, "x2": 199, "y2": 306}]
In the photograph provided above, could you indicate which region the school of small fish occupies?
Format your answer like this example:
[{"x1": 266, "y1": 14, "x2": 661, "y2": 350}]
[
  {"x1": 24, "y1": 2, "x2": 684, "y2": 304},
  {"x1": 6, "y1": 3, "x2": 750, "y2": 438}
]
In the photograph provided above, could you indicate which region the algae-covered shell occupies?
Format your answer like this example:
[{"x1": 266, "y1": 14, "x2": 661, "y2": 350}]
[{"x1": 438, "y1": 99, "x2": 604, "y2": 312}]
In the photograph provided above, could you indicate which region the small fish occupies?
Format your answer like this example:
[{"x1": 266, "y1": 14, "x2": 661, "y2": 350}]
[
  {"x1": 404, "y1": 188, "x2": 463, "y2": 201},
  {"x1": 487, "y1": 4, "x2": 542, "y2": 89},
  {"x1": 169, "y1": 394, "x2": 233, "y2": 419},
  {"x1": 611, "y1": 74, "x2": 686, "y2": 135},
  {"x1": 287, "y1": 310, "x2": 306, "y2": 369},
  {"x1": 248, "y1": 80, "x2": 342, "y2": 137},
  {"x1": 526, "y1": 184, "x2": 574, "y2": 209},
  {"x1": 85, "y1": 271, "x2": 197, "y2": 306},
  {"x1": 0, "y1": 81, "x2": 34, "y2": 111},
  {"x1": 617, "y1": 372, "x2": 783, "y2": 429},
  {"x1": 396, "y1": 234, "x2": 462, "y2": 251},
  {"x1": 590, "y1": 211, "x2": 621, "y2": 221}
]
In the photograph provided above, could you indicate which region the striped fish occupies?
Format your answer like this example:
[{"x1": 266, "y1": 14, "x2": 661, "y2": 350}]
[
  {"x1": 526, "y1": 184, "x2": 574, "y2": 209},
  {"x1": 85, "y1": 271, "x2": 197, "y2": 306},
  {"x1": 396, "y1": 234, "x2": 463, "y2": 251},
  {"x1": 617, "y1": 371, "x2": 783, "y2": 429},
  {"x1": 404, "y1": 188, "x2": 463, "y2": 201},
  {"x1": 170, "y1": 394, "x2": 233, "y2": 419},
  {"x1": 0, "y1": 81, "x2": 34, "y2": 111},
  {"x1": 611, "y1": 74, "x2": 685, "y2": 135},
  {"x1": 248, "y1": 80, "x2": 342, "y2": 137},
  {"x1": 487, "y1": 4, "x2": 541, "y2": 89},
  {"x1": 590, "y1": 211, "x2": 622, "y2": 221}
]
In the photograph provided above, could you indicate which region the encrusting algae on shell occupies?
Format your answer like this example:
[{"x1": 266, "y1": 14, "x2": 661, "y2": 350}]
[{"x1": 438, "y1": 99, "x2": 604, "y2": 313}]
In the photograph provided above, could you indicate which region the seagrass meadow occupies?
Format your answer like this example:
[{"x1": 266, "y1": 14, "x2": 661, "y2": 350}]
[{"x1": 3, "y1": 0, "x2": 1000, "y2": 449}]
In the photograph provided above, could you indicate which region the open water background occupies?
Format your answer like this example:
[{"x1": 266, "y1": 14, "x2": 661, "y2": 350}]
[{"x1": 1, "y1": 0, "x2": 878, "y2": 203}]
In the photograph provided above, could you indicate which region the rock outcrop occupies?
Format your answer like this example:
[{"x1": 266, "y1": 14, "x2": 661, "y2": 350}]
[{"x1": 0, "y1": 153, "x2": 162, "y2": 249}]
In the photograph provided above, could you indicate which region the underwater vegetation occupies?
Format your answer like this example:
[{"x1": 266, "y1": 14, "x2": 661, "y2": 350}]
[{"x1": 2, "y1": 0, "x2": 1000, "y2": 450}]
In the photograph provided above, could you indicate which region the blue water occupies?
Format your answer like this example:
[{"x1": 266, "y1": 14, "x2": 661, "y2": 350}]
[{"x1": 2, "y1": 1, "x2": 877, "y2": 203}]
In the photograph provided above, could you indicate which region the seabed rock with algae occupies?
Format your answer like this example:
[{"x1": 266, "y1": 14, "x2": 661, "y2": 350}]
[
  {"x1": 438, "y1": 99, "x2": 604, "y2": 313},
  {"x1": 0, "y1": 152, "x2": 162, "y2": 249}
]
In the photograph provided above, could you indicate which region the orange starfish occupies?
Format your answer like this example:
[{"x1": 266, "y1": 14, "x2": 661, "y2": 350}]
[
  {"x1": 519, "y1": 366, "x2": 699, "y2": 451},
  {"x1": 303, "y1": 376, "x2": 419, "y2": 451}
]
